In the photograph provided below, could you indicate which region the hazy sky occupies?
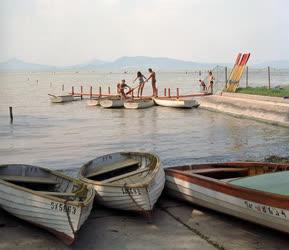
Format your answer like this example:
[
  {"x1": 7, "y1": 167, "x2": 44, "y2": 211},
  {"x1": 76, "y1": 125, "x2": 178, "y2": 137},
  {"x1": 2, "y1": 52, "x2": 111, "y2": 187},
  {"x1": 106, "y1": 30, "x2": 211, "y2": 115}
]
[{"x1": 0, "y1": 0, "x2": 288, "y2": 66}]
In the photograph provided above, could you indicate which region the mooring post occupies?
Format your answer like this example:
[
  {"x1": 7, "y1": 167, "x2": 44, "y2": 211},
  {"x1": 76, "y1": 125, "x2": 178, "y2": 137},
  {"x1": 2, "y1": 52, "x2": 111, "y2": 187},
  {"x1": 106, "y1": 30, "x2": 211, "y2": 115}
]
[
  {"x1": 225, "y1": 67, "x2": 228, "y2": 88},
  {"x1": 9, "y1": 107, "x2": 13, "y2": 124},
  {"x1": 164, "y1": 88, "x2": 167, "y2": 96},
  {"x1": 80, "y1": 86, "x2": 83, "y2": 100},
  {"x1": 99, "y1": 86, "x2": 102, "y2": 97},
  {"x1": 62, "y1": 84, "x2": 64, "y2": 91},
  {"x1": 176, "y1": 88, "x2": 179, "y2": 99},
  {"x1": 168, "y1": 88, "x2": 171, "y2": 98},
  {"x1": 108, "y1": 86, "x2": 111, "y2": 95},
  {"x1": 156, "y1": 88, "x2": 158, "y2": 97},
  {"x1": 268, "y1": 66, "x2": 271, "y2": 89},
  {"x1": 72, "y1": 86, "x2": 74, "y2": 95},
  {"x1": 90, "y1": 86, "x2": 92, "y2": 99},
  {"x1": 246, "y1": 66, "x2": 249, "y2": 87}
]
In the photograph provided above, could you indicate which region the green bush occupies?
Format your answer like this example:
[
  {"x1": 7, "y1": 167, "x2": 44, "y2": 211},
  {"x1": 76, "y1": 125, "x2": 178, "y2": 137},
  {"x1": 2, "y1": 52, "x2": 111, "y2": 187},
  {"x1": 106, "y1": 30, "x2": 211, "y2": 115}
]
[{"x1": 236, "y1": 87, "x2": 289, "y2": 97}]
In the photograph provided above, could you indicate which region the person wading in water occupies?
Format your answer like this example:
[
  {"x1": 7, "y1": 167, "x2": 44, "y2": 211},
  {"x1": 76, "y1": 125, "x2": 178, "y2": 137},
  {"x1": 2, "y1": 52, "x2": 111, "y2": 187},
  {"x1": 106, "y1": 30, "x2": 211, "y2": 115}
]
[{"x1": 146, "y1": 68, "x2": 157, "y2": 97}]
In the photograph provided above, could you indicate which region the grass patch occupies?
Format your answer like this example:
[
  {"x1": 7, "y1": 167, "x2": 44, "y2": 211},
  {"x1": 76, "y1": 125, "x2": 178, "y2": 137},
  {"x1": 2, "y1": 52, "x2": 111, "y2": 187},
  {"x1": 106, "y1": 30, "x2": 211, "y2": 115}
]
[
  {"x1": 264, "y1": 155, "x2": 289, "y2": 163},
  {"x1": 235, "y1": 87, "x2": 289, "y2": 97}
]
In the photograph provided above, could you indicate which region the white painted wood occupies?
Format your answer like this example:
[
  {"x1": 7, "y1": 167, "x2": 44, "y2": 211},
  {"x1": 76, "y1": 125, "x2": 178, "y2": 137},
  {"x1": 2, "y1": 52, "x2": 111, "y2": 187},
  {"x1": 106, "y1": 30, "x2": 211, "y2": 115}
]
[
  {"x1": 100, "y1": 98, "x2": 124, "y2": 108},
  {"x1": 0, "y1": 164, "x2": 95, "y2": 244},
  {"x1": 153, "y1": 97, "x2": 198, "y2": 108},
  {"x1": 86, "y1": 99, "x2": 99, "y2": 106},
  {"x1": 165, "y1": 175, "x2": 289, "y2": 233},
  {"x1": 124, "y1": 99, "x2": 155, "y2": 109},
  {"x1": 80, "y1": 152, "x2": 165, "y2": 212},
  {"x1": 50, "y1": 95, "x2": 74, "y2": 103}
]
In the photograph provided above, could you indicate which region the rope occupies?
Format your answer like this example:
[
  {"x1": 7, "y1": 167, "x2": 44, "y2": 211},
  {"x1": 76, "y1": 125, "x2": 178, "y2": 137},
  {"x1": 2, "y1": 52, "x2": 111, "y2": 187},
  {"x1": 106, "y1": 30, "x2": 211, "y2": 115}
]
[{"x1": 64, "y1": 199, "x2": 76, "y2": 237}]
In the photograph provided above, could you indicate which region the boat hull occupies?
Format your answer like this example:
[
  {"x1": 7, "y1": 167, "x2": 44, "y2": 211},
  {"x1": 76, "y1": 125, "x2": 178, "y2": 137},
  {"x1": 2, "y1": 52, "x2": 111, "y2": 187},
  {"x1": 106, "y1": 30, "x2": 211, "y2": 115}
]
[
  {"x1": 165, "y1": 166, "x2": 289, "y2": 234},
  {"x1": 86, "y1": 99, "x2": 100, "y2": 106},
  {"x1": 153, "y1": 98, "x2": 198, "y2": 108},
  {"x1": 100, "y1": 99, "x2": 124, "y2": 108},
  {"x1": 50, "y1": 95, "x2": 74, "y2": 103},
  {"x1": 124, "y1": 99, "x2": 154, "y2": 109}
]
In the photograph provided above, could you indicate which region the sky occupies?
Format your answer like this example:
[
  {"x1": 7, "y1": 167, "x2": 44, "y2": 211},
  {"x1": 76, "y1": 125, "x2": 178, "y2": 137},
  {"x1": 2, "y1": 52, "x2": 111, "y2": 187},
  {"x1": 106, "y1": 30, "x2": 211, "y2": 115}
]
[{"x1": 0, "y1": 0, "x2": 288, "y2": 66}]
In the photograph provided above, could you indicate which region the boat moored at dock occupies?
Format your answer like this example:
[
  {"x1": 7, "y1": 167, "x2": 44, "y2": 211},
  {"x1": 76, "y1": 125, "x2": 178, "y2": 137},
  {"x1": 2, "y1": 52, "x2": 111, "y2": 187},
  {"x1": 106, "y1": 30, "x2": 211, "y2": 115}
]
[
  {"x1": 124, "y1": 99, "x2": 155, "y2": 109},
  {"x1": 165, "y1": 162, "x2": 289, "y2": 234},
  {"x1": 79, "y1": 152, "x2": 165, "y2": 213},
  {"x1": 99, "y1": 97, "x2": 124, "y2": 108},
  {"x1": 0, "y1": 164, "x2": 95, "y2": 245},
  {"x1": 49, "y1": 94, "x2": 74, "y2": 103},
  {"x1": 153, "y1": 97, "x2": 199, "y2": 108}
]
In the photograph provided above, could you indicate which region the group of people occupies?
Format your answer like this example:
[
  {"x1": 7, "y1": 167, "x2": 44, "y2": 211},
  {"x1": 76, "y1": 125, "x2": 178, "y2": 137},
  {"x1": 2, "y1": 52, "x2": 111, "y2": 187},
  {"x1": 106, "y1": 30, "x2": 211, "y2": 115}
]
[
  {"x1": 199, "y1": 71, "x2": 215, "y2": 93},
  {"x1": 117, "y1": 68, "x2": 157, "y2": 99}
]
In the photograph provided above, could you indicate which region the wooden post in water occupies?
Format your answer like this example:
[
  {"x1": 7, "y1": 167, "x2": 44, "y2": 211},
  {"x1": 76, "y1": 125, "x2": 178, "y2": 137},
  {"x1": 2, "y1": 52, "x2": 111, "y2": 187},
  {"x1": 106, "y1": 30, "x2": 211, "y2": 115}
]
[
  {"x1": 268, "y1": 66, "x2": 271, "y2": 89},
  {"x1": 80, "y1": 86, "x2": 83, "y2": 100},
  {"x1": 99, "y1": 86, "x2": 102, "y2": 97},
  {"x1": 246, "y1": 66, "x2": 249, "y2": 87},
  {"x1": 62, "y1": 84, "x2": 64, "y2": 91},
  {"x1": 9, "y1": 107, "x2": 13, "y2": 124},
  {"x1": 225, "y1": 67, "x2": 228, "y2": 89},
  {"x1": 108, "y1": 86, "x2": 111, "y2": 95},
  {"x1": 156, "y1": 88, "x2": 158, "y2": 97},
  {"x1": 168, "y1": 88, "x2": 171, "y2": 98},
  {"x1": 176, "y1": 88, "x2": 179, "y2": 99},
  {"x1": 90, "y1": 86, "x2": 92, "y2": 99},
  {"x1": 72, "y1": 86, "x2": 74, "y2": 95},
  {"x1": 164, "y1": 88, "x2": 167, "y2": 96}
]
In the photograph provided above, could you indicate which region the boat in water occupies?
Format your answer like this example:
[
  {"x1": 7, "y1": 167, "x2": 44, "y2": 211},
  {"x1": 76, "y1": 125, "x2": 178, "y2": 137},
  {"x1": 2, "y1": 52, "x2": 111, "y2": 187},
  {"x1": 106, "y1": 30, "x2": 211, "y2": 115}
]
[
  {"x1": 86, "y1": 99, "x2": 100, "y2": 106},
  {"x1": 79, "y1": 152, "x2": 165, "y2": 213},
  {"x1": 99, "y1": 96, "x2": 124, "y2": 108},
  {"x1": 124, "y1": 98, "x2": 155, "y2": 109},
  {"x1": 0, "y1": 164, "x2": 95, "y2": 245},
  {"x1": 165, "y1": 162, "x2": 289, "y2": 233},
  {"x1": 153, "y1": 97, "x2": 199, "y2": 108},
  {"x1": 49, "y1": 94, "x2": 74, "y2": 103}
]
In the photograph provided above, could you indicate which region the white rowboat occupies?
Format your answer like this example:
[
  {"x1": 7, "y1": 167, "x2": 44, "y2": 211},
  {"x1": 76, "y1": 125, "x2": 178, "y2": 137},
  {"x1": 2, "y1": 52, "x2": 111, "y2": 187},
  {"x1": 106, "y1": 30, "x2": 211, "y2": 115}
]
[
  {"x1": 86, "y1": 99, "x2": 100, "y2": 106},
  {"x1": 153, "y1": 97, "x2": 199, "y2": 108},
  {"x1": 49, "y1": 94, "x2": 74, "y2": 103},
  {"x1": 124, "y1": 99, "x2": 155, "y2": 109},
  {"x1": 0, "y1": 164, "x2": 95, "y2": 245},
  {"x1": 79, "y1": 152, "x2": 165, "y2": 213},
  {"x1": 99, "y1": 97, "x2": 124, "y2": 108},
  {"x1": 165, "y1": 162, "x2": 289, "y2": 234}
]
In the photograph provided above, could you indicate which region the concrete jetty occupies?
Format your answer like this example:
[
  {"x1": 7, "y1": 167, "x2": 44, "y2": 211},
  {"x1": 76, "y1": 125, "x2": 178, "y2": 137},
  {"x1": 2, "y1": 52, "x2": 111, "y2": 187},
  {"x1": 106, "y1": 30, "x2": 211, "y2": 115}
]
[
  {"x1": 1, "y1": 196, "x2": 289, "y2": 249},
  {"x1": 198, "y1": 92, "x2": 289, "y2": 127}
]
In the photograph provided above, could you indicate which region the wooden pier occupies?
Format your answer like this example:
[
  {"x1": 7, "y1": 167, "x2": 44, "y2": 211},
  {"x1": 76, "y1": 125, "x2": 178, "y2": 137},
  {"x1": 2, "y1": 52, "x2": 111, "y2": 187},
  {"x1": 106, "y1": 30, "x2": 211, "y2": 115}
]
[{"x1": 69, "y1": 85, "x2": 211, "y2": 99}]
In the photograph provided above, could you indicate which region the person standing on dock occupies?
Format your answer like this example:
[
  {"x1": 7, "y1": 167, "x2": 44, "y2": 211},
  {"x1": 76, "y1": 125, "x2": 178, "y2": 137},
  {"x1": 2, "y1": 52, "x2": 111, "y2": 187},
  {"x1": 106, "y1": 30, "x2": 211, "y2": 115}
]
[
  {"x1": 199, "y1": 79, "x2": 207, "y2": 92},
  {"x1": 133, "y1": 71, "x2": 147, "y2": 98},
  {"x1": 146, "y1": 68, "x2": 157, "y2": 97},
  {"x1": 207, "y1": 71, "x2": 215, "y2": 94}
]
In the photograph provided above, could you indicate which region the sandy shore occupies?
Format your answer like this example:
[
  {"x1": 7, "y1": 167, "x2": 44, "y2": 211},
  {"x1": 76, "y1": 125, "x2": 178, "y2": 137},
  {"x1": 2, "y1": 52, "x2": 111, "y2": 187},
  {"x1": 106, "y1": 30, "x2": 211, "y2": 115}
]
[{"x1": 1, "y1": 196, "x2": 289, "y2": 250}]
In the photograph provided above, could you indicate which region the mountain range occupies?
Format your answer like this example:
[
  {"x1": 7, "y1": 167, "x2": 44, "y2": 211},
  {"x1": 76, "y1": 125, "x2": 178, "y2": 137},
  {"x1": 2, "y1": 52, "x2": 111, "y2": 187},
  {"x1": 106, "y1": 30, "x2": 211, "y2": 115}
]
[{"x1": 0, "y1": 57, "x2": 288, "y2": 72}]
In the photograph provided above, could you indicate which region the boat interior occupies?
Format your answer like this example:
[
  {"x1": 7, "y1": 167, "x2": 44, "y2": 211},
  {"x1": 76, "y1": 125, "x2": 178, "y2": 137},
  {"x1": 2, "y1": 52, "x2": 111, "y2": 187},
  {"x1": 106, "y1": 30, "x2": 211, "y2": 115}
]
[
  {"x1": 82, "y1": 153, "x2": 157, "y2": 185},
  {"x1": 0, "y1": 164, "x2": 87, "y2": 200},
  {"x1": 172, "y1": 163, "x2": 289, "y2": 182}
]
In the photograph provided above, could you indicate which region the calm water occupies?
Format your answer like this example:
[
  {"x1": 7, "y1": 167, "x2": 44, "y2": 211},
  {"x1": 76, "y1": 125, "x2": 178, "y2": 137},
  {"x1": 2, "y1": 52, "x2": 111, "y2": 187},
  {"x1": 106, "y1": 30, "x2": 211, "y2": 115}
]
[{"x1": 0, "y1": 72, "x2": 289, "y2": 173}]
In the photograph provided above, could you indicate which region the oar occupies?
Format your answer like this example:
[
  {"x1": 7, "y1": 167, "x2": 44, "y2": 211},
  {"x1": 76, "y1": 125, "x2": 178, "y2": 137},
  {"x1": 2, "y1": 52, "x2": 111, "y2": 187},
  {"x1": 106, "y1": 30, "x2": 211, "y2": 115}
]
[
  {"x1": 226, "y1": 53, "x2": 242, "y2": 91},
  {"x1": 125, "y1": 84, "x2": 140, "y2": 95},
  {"x1": 228, "y1": 54, "x2": 246, "y2": 92},
  {"x1": 232, "y1": 53, "x2": 251, "y2": 92}
]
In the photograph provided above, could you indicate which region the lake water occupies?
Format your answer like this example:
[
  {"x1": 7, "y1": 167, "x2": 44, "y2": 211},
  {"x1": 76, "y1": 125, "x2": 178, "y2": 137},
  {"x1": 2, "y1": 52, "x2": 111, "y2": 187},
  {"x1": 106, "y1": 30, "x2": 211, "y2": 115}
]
[{"x1": 0, "y1": 71, "x2": 289, "y2": 174}]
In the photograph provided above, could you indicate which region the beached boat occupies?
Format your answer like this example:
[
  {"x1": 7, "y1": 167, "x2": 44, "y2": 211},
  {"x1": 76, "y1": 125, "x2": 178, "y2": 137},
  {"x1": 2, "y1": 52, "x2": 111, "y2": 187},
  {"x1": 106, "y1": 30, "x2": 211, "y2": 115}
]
[
  {"x1": 99, "y1": 96, "x2": 124, "y2": 108},
  {"x1": 86, "y1": 99, "x2": 100, "y2": 106},
  {"x1": 49, "y1": 94, "x2": 74, "y2": 103},
  {"x1": 153, "y1": 97, "x2": 199, "y2": 108},
  {"x1": 124, "y1": 99, "x2": 155, "y2": 109},
  {"x1": 79, "y1": 152, "x2": 165, "y2": 213},
  {"x1": 0, "y1": 164, "x2": 95, "y2": 245},
  {"x1": 165, "y1": 162, "x2": 289, "y2": 233}
]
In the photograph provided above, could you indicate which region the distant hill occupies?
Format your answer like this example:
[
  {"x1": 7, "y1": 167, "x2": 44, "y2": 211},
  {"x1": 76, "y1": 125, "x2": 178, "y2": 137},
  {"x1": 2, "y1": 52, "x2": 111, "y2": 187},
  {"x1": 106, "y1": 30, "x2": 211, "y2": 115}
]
[
  {"x1": 1, "y1": 57, "x2": 288, "y2": 72},
  {"x1": 0, "y1": 58, "x2": 56, "y2": 72},
  {"x1": 253, "y1": 60, "x2": 289, "y2": 69}
]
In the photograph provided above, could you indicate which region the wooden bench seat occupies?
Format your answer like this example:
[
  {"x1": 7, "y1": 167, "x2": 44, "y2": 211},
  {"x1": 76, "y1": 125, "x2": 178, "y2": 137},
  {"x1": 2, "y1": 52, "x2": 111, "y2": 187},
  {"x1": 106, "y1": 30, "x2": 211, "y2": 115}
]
[
  {"x1": 187, "y1": 168, "x2": 249, "y2": 175},
  {"x1": 36, "y1": 191, "x2": 76, "y2": 197},
  {"x1": 101, "y1": 167, "x2": 151, "y2": 184},
  {"x1": 0, "y1": 175, "x2": 58, "y2": 185},
  {"x1": 87, "y1": 158, "x2": 140, "y2": 178}
]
